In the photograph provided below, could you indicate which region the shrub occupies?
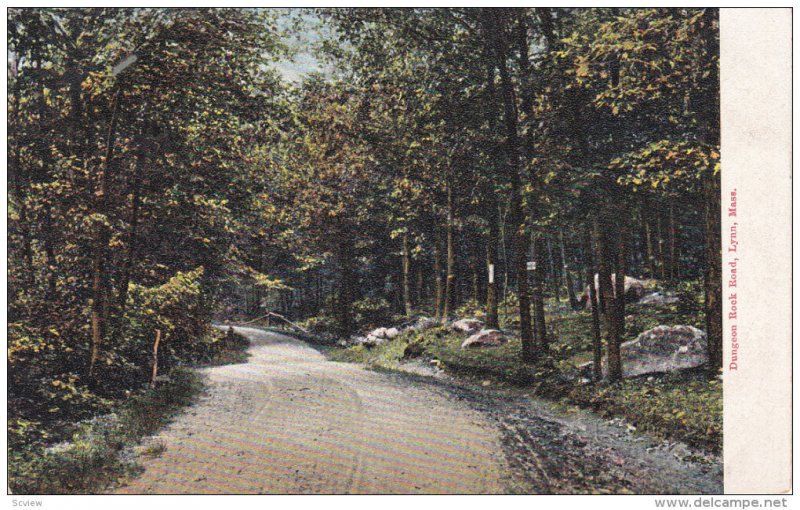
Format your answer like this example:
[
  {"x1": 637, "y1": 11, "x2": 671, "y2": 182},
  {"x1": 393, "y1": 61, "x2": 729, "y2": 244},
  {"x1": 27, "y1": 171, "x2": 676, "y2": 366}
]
[
  {"x1": 455, "y1": 299, "x2": 486, "y2": 320},
  {"x1": 353, "y1": 296, "x2": 393, "y2": 328},
  {"x1": 119, "y1": 267, "x2": 212, "y2": 376}
]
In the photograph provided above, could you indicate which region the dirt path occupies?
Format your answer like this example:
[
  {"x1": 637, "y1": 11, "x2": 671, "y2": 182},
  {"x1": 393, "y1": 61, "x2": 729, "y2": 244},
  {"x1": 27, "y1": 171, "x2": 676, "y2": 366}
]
[
  {"x1": 115, "y1": 327, "x2": 508, "y2": 494},
  {"x1": 116, "y1": 326, "x2": 722, "y2": 495}
]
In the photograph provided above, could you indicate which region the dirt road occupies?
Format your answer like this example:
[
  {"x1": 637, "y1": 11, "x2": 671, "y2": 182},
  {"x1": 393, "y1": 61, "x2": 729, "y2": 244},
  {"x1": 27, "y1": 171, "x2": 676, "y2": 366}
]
[
  {"x1": 116, "y1": 326, "x2": 722, "y2": 494},
  {"x1": 116, "y1": 327, "x2": 507, "y2": 494}
]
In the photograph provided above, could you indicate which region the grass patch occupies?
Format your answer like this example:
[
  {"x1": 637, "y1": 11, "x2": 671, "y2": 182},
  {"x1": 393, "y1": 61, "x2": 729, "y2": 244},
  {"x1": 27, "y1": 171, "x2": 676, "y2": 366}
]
[
  {"x1": 140, "y1": 440, "x2": 167, "y2": 458},
  {"x1": 330, "y1": 326, "x2": 541, "y2": 386}
]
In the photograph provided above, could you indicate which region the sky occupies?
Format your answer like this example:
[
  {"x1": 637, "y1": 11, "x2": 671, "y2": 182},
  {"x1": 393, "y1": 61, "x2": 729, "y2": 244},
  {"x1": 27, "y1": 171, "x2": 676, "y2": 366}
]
[{"x1": 271, "y1": 8, "x2": 331, "y2": 84}]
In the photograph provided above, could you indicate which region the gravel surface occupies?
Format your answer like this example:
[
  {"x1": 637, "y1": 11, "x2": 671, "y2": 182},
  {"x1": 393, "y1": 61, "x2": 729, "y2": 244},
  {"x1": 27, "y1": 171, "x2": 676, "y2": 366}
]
[{"x1": 115, "y1": 327, "x2": 507, "y2": 494}]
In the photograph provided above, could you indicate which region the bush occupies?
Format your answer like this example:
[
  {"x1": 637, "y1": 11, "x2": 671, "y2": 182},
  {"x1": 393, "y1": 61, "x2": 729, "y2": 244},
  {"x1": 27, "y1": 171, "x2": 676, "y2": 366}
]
[
  {"x1": 567, "y1": 372, "x2": 722, "y2": 452},
  {"x1": 298, "y1": 315, "x2": 337, "y2": 334},
  {"x1": 353, "y1": 296, "x2": 393, "y2": 329},
  {"x1": 8, "y1": 266, "x2": 229, "y2": 493},
  {"x1": 455, "y1": 299, "x2": 485, "y2": 320},
  {"x1": 121, "y1": 267, "x2": 210, "y2": 366}
]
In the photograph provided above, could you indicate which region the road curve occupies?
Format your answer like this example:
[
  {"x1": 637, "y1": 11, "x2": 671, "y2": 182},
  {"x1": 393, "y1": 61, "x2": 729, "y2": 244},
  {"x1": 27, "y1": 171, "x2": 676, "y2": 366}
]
[{"x1": 116, "y1": 326, "x2": 507, "y2": 494}]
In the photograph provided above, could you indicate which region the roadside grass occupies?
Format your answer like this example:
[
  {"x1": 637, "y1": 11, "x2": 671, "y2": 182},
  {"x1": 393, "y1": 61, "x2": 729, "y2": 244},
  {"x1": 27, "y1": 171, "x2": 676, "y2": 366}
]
[
  {"x1": 327, "y1": 289, "x2": 721, "y2": 453},
  {"x1": 8, "y1": 329, "x2": 251, "y2": 495},
  {"x1": 567, "y1": 369, "x2": 722, "y2": 452},
  {"x1": 140, "y1": 440, "x2": 168, "y2": 458}
]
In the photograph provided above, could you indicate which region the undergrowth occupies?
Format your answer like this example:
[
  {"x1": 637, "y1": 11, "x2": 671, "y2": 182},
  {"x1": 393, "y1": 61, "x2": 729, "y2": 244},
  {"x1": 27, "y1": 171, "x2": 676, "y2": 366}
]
[{"x1": 8, "y1": 329, "x2": 250, "y2": 494}]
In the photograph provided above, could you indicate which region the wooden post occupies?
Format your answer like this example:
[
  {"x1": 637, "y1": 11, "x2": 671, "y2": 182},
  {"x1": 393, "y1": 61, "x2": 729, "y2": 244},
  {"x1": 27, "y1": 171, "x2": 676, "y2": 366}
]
[{"x1": 150, "y1": 329, "x2": 161, "y2": 388}]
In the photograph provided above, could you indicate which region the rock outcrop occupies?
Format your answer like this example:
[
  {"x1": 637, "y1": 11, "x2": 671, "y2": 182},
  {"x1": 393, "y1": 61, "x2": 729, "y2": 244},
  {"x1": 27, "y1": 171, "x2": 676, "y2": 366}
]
[
  {"x1": 451, "y1": 318, "x2": 483, "y2": 335},
  {"x1": 638, "y1": 292, "x2": 680, "y2": 305},
  {"x1": 579, "y1": 325, "x2": 707, "y2": 378},
  {"x1": 621, "y1": 325, "x2": 706, "y2": 377},
  {"x1": 460, "y1": 330, "x2": 508, "y2": 349}
]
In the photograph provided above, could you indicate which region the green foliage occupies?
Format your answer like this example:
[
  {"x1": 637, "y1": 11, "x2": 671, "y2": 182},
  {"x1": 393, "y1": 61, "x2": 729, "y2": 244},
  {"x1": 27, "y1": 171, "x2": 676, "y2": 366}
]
[
  {"x1": 455, "y1": 299, "x2": 486, "y2": 321},
  {"x1": 613, "y1": 140, "x2": 720, "y2": 192},
  {"x1": 9, "y1": 7, "x2": 722, "y2": 486},
  {"x1": 567, "y1": 372, "x2": 722, "y2": 452},
  {"x1": 297, "y1": 315, "x2": 338, "y2": 335},
  {"x1": 8, "y1": 367, "x2": 204, "y2": 494},
  {"x1": 352, "y1": 296, "x2": 394, "y2": 329},
  {"x1": 122, "y1": 267, "x2": 210, "y2": 366}
]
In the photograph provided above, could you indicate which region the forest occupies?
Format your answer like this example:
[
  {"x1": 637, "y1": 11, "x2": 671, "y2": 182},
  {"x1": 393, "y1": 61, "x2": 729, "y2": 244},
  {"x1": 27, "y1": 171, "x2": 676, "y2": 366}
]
[{"x1": 8, "y1": 8, "x2": 721, "y2": 494}]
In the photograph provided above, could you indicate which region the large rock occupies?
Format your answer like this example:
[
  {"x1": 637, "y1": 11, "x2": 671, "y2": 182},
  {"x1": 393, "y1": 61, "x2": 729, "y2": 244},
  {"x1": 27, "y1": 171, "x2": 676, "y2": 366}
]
[
  {"x1": 618, "y1": 325, "x2": 707, "y2": 377},
  {"x1": 368, "y1": 327, "x2": 389, "y2": 339},
  {"x1": 413, "y1": 317, "x2": 439, "y2": 331},
  {"x1": 451, "y1": 318, "x2": 483, "y2": 335},
  {"x1": 398, "y1": 316, "x2": 438, "y2": 334},
  {"x1": 461, "y1": 329, "x2": 508, "y2": 349},
  {"x1": 638, "y1": 292, "x2": 680, "y2": 305},
  {"x1": 579, "y1": 274, "x2": 648, "y2": 309},
  {"x1": 360, "y1": 326, "x2": 400, "y2": 347}
]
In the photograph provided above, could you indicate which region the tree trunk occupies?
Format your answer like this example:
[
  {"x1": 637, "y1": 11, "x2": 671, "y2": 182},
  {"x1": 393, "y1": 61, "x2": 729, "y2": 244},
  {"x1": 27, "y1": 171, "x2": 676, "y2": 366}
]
[
  {"x1": 560, "y1": 228, "x2": 579, "y2": 309},
  {"x1": 488, "y1": 10, "x2": 534, "y2": 361},
  {"x1": 585, "y1": 227, "x2": 603, "y2": 380},
  {"x1": 10, "y1": 147, "x2": 35, "y2": 288},
  {"x1": 150, "y1": 329, "x2": 161, "y2": 388},
  {"x1": 42, "y1": 213, "x2": 57, "y2": 299},
  {"x1": 643, "y1": 200, "x2": 657, "y2": 279},
  {"x1": 482, "y1": 36, "x2": 500, "y2": 330},
  {"x1": 443, "y1": 182, "x2": 456, "y2": 319},
  {"x1": 471, "y1": 254, "x2": 480, "y2": 303},
  {"x1": 402, "y1": 229, "x2": 413, "y2": 316},
  {"x1": 434, "y1": 234, "x2": 444, "y2": 319},
  {"x1": 114, "y1": 155, "x2": 144, "y2": 338},
  {"x1": 485, "y1": 199, "x2": 500, "y2": 329},
  {"x1": 596, "y1": 217, "x2": 622, "y2": 381},
  {"x1": 656, "y1": 208, "x2": 666, "y2": 280},
  {"x1": 614, "y1": 224, "x2": 627, "y2": 338},
  {"x1": 531, "y1": 231, "x2": 548, "y2": 351},
  {"x1": 546, "y1": 235, "x2": 561, "y2": 303},
  {"x1": 36, "y1": 62, "x2": 58, "y2": 300},
  {"x1": 669, "y1": 203, "x2": 677, "y2": 281},
  {"x1": 336, "y1": 236, "x2": 356, "y2": 338},
  {"x1": 89, "y1": 88, "x2": 121, "y2": 378},
  {"x1": 700, "y1": 8, "x2": 722, "y2": 376},
  {"x1": 415, "y1": 261, "x2": 424, "y2": 310}
]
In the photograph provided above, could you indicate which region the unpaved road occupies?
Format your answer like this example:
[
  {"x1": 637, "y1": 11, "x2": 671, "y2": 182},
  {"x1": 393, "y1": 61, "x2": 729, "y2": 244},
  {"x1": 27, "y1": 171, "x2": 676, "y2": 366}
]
[
  {"x1": 116, "y1": 326, "x2": 722, "y2": 494},
  {"x1": 116, "y1": 327, "x2": 507, "y2": 494}
]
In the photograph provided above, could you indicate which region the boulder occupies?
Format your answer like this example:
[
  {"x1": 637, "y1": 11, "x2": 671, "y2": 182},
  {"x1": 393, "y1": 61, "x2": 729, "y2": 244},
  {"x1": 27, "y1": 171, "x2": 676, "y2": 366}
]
[
  {"x1": 618, "y1": 325, "x2": 707, "y2": 377},
  {"x1": 357, "y1": 325, "x2": 402, "y2": 347},
  {"x1": 368, "y1": 327, "x2": 389, "y2": 339},
  {"x1": 451, "y1": 318, "x2": 483, "y2": 335},
  {"x1": 361, "y1": 334, "x2": 385, "y2": 347},
  {"x1": 413, "y1": 317, "x2": 439, "y2": 331},
  {"x1": 579, "y1": 274, "x2": 648, "y2": 309},
  {"x1": 638, "y1": 292, "x2": 680, "y2": 305},
  {"x1": 461, "y1": 329, "x2": 508, "y2": 349}
]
